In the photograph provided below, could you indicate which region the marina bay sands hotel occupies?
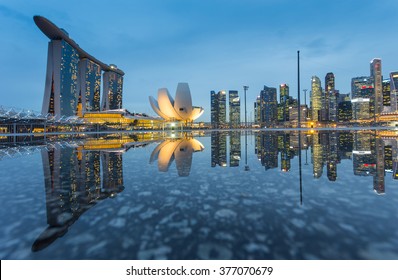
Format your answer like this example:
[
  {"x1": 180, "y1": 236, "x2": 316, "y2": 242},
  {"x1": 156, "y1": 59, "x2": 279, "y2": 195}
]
[{"x1": 34, "y1": 15, "x2": 125, "y2": 119}]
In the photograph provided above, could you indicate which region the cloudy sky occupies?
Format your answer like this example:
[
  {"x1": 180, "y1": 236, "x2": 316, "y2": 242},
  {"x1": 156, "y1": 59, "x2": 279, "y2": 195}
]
[{"x1": 1, "y1": 0, "x2": 397, "y2": 121}]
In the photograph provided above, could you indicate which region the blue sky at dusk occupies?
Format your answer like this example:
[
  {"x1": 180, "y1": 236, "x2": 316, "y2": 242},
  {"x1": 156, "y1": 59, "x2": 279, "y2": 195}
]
[{"x1": 0, "y1": 0, "x2": 397, "y2": 121}]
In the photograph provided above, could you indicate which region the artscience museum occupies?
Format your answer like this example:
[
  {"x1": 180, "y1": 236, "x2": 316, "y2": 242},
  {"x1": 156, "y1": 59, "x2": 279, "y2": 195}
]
[{"x1": 149, "y1": 83, "x2": 204, "y2": 123}]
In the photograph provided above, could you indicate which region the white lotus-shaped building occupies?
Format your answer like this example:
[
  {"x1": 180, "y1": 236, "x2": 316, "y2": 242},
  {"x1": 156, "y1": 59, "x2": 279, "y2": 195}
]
[{"x1": 149, "y1": 83, "x2": 204, "y2": 122}]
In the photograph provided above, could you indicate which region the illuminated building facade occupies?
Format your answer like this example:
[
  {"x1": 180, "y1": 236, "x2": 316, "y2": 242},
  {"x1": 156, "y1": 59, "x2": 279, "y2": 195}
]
[
  {"x1": 254, "y1": 96, "x2": 261, "y2": 125},
  {"x1": 259, "y1": 86, "x2": 277, "y2": 127},
  {"x1": 34, "y1": 16, "x2": 124, "y2": 120},
  {"x1": 210, "y1": 90, "x2": 227, "y2": 128},
  {"x1": 229, "y1": 90, "x2": 240, "y2": 128},
  {"x1": 102, "y1": 68, "x2": 123, "y2": 110},
  {"x1": 390, "y1": 71, "x2": 398, "y2": 112},
  {"x1": 337, "y1": 101, "x2": 353, "y2": 122},
  {"x1": 279, "y1": 84, "x2": 289, "y2": 122},
  {"x1": 311, "y1": 76, "x2": 322, "y2": 122},
  {"x1": 351, "y1": 77, "x2": 374, "y2": 120},
  {"x1": 42, "y1": 39, "x2": 79, "y2": 117},
  {"x1": 323, "y1": 73, "x2": 335, "y2": 122},
  {"x1": 382, "y1": 79, "x2": 391, "y2": 107},
  {"x1": 370, "y1": 58, "x2": 383, "y2": 116},
  {"x1": 79, "y1": 58, "x2": 101, "y2": 113}
]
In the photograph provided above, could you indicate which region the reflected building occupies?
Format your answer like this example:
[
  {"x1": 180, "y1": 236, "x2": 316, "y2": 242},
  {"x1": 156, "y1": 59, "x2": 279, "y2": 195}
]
[
  {"x1": 211, "y1": 131, "x2": 227, "y2": 167},
  {"x1": 326, "y1": 132, "x2": 338, "y2": 181},
  {"x1": 279, "y1": 133, "x2": 292, "y2": 172},
  {"x1": 229, "y1": 132, "x2": 241, "y2": 167},
  {"x1": 373, "y1": 136, "x2": 385, "y2": 194},
  {"x1": 150, "y1": 137, "x2": 205, "y2": 176},
  {"x1": 338, "y1": 132, "x2": 353, "y2": 160},
  {"x1": 34, "y1": 143, "x2": 125, "y2": 251},
  {"x1": 353, "y1": 132, "x2": 376, "y2": 176},
  {"x1": 256, "y1": 132, "x2": 278, "y2": 170},
  {"x1": 312, "y1": 132, "x2": 324, "y2": 178},
  {"x1": 102, "y1": 152, "x2": 124, "y2": 191}
]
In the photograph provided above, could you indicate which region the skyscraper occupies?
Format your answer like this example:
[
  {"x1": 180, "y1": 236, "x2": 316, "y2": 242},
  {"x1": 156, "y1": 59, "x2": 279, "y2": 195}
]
[
  {"x1": 210, "y1": 90, "x2": 227, "y2": 128},
  {"x1": 254, "y1": 96, "x2": 261, "y2": 126},
  {"x1": 229, "y1": 90, "x2": 240, "y2": 128},
  {"x1": 279, "y1": 84, "x2": 289, "y2": 122},
  {"x1": 325, "y1": 73, "x2": 338, "y2": 122},
  {"x1": 390, "y1": 71, "x2": 398, "y2": 112},
  {"x1": 370, "y1": 58, "x2": 383, "y2": 117},
  {"x1": 311, "y1": 76, "x2": 322, "y2": 122},
  {"x1": 351, "y1": 76, "x2": 374, "y2": 121},
  {"x1": 260, "y1": 86, "x2": 277, "y2": 127}
]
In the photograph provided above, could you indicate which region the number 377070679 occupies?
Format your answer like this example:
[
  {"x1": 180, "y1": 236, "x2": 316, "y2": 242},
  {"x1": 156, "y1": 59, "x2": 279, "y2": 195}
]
[{"x1": 219, "y1": 266, "x2": 273, "y2": 276}]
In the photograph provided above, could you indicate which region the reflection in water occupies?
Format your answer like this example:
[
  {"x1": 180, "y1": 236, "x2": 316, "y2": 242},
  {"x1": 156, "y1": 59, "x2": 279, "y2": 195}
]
[
  {"x1": 211, "y1": 131, "x2": 242, "y2": 168},
  {"x1": 31, "y1": 135, "x2": 155, "y2": 252},
  {"x1": 149, "y1": 136, "x2": 205, "y2": 176},
  {"x1": 211, "y1": 131, "x2": 227, "y2": 167},
  {"x1": 0, "y1": 130, "x2": 398, "y2": 258},
  {"x1": 252, "y1": 130, "x2": 398, "y2": 195}
]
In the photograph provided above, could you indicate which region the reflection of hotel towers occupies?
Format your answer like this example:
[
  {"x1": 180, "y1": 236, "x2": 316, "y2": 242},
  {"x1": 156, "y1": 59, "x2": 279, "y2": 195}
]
[
  {"x1": 255, "y1": 132, "x2": 278, "y2": 171},
  {"x1": 33, "y1": 145, "x2": 124, "y2": 251},
  {"x1": 34, "y1": 16, "x2": 124, "y2": 118}
]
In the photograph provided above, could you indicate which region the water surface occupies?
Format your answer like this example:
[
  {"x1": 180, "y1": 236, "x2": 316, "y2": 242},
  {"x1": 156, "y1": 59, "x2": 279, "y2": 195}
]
[{"x1": 0, "y1": 130, "x2": 397, "y2": 259}]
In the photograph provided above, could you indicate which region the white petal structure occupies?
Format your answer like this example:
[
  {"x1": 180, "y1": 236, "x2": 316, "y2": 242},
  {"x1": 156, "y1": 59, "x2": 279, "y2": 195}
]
[{"x1": 149, "y1": 83, "x2": 204, "y2": 122}]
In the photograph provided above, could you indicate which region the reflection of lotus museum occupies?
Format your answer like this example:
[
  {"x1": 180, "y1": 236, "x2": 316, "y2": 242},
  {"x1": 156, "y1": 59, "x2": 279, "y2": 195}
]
[{"x1": 34, "y1": 16, "x2": 203, "y2": 129}]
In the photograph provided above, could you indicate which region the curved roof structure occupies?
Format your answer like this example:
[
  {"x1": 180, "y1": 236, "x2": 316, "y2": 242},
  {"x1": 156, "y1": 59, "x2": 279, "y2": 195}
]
[
  {"x1": 33, "y1": 15, "x2": 124, "y2": 75},
  {"x1": 149, "y1": 83, "x2": 204, "y2": 122}
]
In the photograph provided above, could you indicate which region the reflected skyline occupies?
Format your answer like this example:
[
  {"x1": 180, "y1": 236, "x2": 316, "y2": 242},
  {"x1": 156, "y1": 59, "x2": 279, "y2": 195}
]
[{"x1": 0, "y1": 130, "x2": 398, "y2": 258}]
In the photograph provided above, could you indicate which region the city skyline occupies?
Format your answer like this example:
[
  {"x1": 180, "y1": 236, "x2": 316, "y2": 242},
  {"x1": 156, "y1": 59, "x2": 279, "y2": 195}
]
[{"x1": 1, "y1": 0, "x2": 398, "y2": 122}]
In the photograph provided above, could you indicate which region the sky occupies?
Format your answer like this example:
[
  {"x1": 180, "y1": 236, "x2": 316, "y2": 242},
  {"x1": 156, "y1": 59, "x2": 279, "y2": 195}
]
[{"x1": 1, "y1": 0, "x2": 398, "y2": 122}]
